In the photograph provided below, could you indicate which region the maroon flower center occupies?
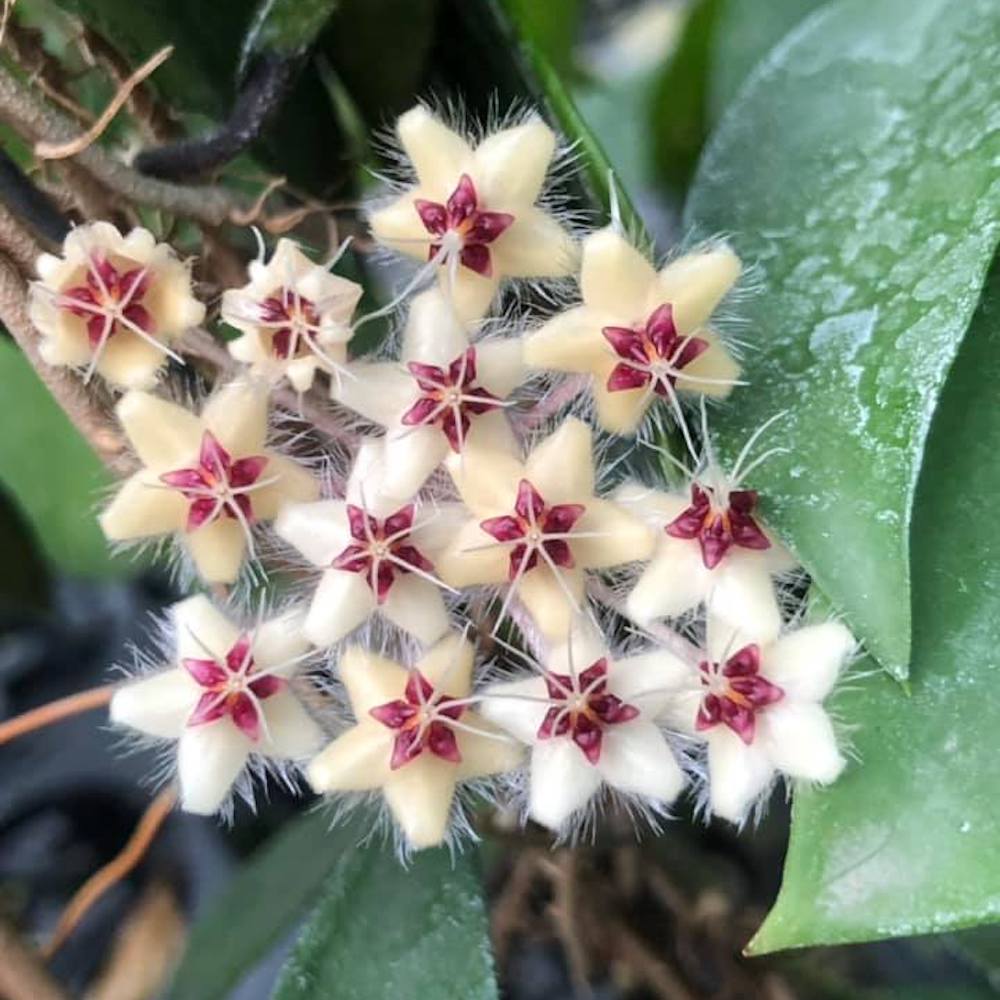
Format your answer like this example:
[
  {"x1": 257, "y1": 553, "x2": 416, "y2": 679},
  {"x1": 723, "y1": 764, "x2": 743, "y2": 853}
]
[
  {"x1": 696, "y1": 644, "x2": 783, "y2": 745},
  {"x1": 331, "y1": 503, "x2": 436, "y2": 603},
  {"x1": 537, "y1": 658, "x2": 639, "y2": 764},
  {"x1": 160, "y1": 430, "x2": 269, "y2": 533},
  {"x1": 258, "y1": 287, "x2": 321, "y2": 359},
  {"x1": 60, "y1": 254, "x2": 154, "y2": 348},
  {"x1": 665, "y1": 483, "x2": 771, "y2": 570},
  {"x1": 400, "y1": 347, "x2": 502, "y2": 451},
  {"x1": 369, "y1": 670, "x2": 465, "y2": 769},
  {"x1": 603, "y1": 303, "x2": 708, "y2": 396},
  {"x1": 414, "y1": 174, "x2": 514, "y2": 278},
  {"x1": 183, "y1": 634, "x2": 284, "y2": 742},
  {"x1": 479, "y1": 479, "x2": 586, "y2": 580}
]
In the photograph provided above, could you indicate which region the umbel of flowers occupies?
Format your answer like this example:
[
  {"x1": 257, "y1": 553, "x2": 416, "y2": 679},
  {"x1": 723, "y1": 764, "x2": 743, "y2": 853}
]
[{"x1": 29, "y1": 102, "x2": 856, "y2": 853}]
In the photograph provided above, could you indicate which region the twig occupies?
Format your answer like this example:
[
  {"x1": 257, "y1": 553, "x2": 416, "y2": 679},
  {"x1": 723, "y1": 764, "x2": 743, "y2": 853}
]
[
  {"x1": 42, "y1": 788, "x2": 177, "y2": 958},
  {"x1": 539, "y1": 852, "x2": 592, "y2": 997},
  {"x1": 0, "y1": 255, "x2": 129, "y2": 469},
  {"x1": 0, "y1": 64, "x2": 242, "y2": 226},
  {"x1": 0, "y1": 922, "x2": 68, "y2": 1000},
  {"x1": 35, "y1": 46, "x2": 174, "y2": 160},
  {"x1": 612, "y1": 923, "x2": 698, "y2": 1000},
  {"x1": 0, "y1": 684, "x2": 115, "y2": 745}
]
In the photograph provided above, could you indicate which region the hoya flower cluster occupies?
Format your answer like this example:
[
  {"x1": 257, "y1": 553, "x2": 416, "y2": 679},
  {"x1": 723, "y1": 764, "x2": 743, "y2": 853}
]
[{"x1": 28, "y1": 104, "x2": 855, "y2": 850}]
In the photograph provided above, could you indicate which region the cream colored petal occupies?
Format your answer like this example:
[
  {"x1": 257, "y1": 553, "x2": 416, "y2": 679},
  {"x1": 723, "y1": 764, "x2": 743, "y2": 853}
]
[
  {"x1": 96, "y1": 334, "x2": 167, "y2": 389},
  {"x1": 650, "y1": 247, "x2": 741, "y2": 334},
  {"x1": 761, "y1": 703, "x2": 845, "y2": 783},
  {"x1": 383, "y1": 754, "x2": 458, "y2": 849},
  {"x1": 110, "y1": 669, "x2": 198, "y2": 739},
  {"x1": 120, "y1": 226, "x2": 156, "y2": 260},
  {"x1": 580, "y1": 227, "x2": 657, "y2": 319},
  {"x1": 518, "y1": 564, "x2": 585, "y2": 641},
  {"x1": 275, "y1": 499, "x2": 350, "y2": 567},
  {"x1": 473, "y1": 116, "x2": 555, "y2": 207},
  {"x1": 115, "y1": 391, "x2": 202, "y2": 470},
  {"x1": 173, "y1": 594, "x2": 241, "y2": 662},
  {"x1": 546, "y1": 622, "x2": 607, "y2": 675},
  {"x1": 337, "y1": 645, "x2": 409, "y2": 715},
  {"x1": 436, "y1": 520, "x2": 511, "y2": 588},
  {"x1": 99, "y1": 471, "x2": 187, "y2": 540},
  {"x1": 524, "y1": 306, "x2": 608, "y2": 375},
  {"x1": 464, "y1": 410, "x2": 518, "y2": 456},
  {"x1": 475, "y1": 338, "x2": 524, "y2": 398},
  {"x1": 445, "y1": 446, "x2": 522, "y2": 513},
  {"x1": 491, "y1": 207, "x2": 577, "y2": 279},
  {"x1": 437, "y1": 267, "x2": 499, "y2": 325},
  {"x1": 408, "y1": 501, "x2": 468, "y2": 555},
  {"x1": 761, "y1": 534, "x2": 798, "y2": 574},
  {"x1": 259, "y1": 691, "x2": 324, "y2": 759},
  {"x1": 478, "y1": 676, "x2": 550, "y2": 744},
  {"x1": 330, "y1": 360, "x2": 414, "y2": 427},
  {"x1": 397, "y1": 105, "x2": 472, "y2": 194},
  {"x1": 706, "y1": 727, "x2": 774, "y2": 823},
  {"x1": 525, "y1": 418, "x2": 594, "y2": 500},
  {"x1": 625, "y1": 538, "x2": 711, "y2": 625},
  {"x1": 227, "y1": 327, "x2": 268, "y2": 363},
  {"x1": 705, "y1": 614, "x2": 762, "y2": 666},
  {"x1": 286, "y1": 357, "x2": 321, "y2": 393},
  {"x1": 597, "y1": 721, "x2": 684, "y2": 804},
  {"x1": 592, "y1": 373, "x2": 652, "y2": 436},
  {"x1": 202, "y1": 381, "x2": 269, "y2": 456},
  {"x1": 708, "y1": 557, "x2": 783, "y2": 646},
  {"x1": 307, "y1": 724, "x2": 394, "y2": 792},
  {"x1": 383, "y1": 425, "x2": 449, "y2": 498},
  {"x1": 528, "y1": 739, "x2": 602, "y2": 830},
  {"x1": 571, "y1": 498, "x2": 654, "y2": 568},
  {"x1": 304, "y1": 569, "x2": 376, "y2": 647},
  {"x1": 184, "y1": 518, "x2": 247, "y2": 585},
  {"x1": 764, "y1": 622, "x2": 854, "y2": 703},
  {"x1": 416, "y1": 633, "x2": 475, "y2": 694},
  {"x1": 143, "y1": 257, "x2": 204, "y2": 334},
  {"x1": 613, "y1": 483, "x2": 690, "y2": 525},
  {"x1": 401, "y1": 287, "x2": 469, "y2": 365},
  {"x1": 250, "y1": 453, "x2": 319, "y2": 520},
  {"x1": 368, "y1": 191, "x2": 432, "y2": 261},
  {"x1": 252, "y1": 608, "x2": 310, "y2": 674},
  {"x1": 36, "y1": 320, "x2": 91, "y2": 367},
  {"x1": 380, "y1": 574, "x2": 451, "y2": 648},
  {"x1": 675, "y1": 329, "x2": 741, "y2": 399},
  {"x1": 609, "y1": 650, "x2": 696, "y2": 718},
  {"x1": 455, "y1": 712, "x2": 525, "y2": 778},
  {"x1": 177, "y1": 721, "x2": 251, "y2": 815},
  {"x1": 658, "y1": 689, "x2": 703, "y2": 737}
]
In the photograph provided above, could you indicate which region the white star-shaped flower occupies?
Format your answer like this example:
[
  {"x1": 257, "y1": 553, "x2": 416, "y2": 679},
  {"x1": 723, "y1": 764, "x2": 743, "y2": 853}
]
[
  {"x1": 524, "y1": 227, "x2": 741, "y2": 435},
  {"x1": 329, "y1": 287, "x2": 525, "y2": 498},
  {"x1": 667, "y1": 619, "x2": 854, "y2": 823},
  {"x1": 222, "y1": 238, "x2": 363, "y2": 393},
  {"x1": 29, "y1": 221, "x2": 205, "y2": 388},
  {"x1": 368, "y1": 105, "x2": 577, "y2": 321},
  {"x1": 307, "y1": 634, "x2": 523, "y2": 850},
  {"x1": 275, "y1": 438, "x2": 462, "y2": 648},
  {"x1": 480, "y1": 626, "x2": 687, "y2": 831},
  {"x1": 100, "y1": 381, "x2": 319, "y2": 583},
  {"x1": 110, "y1": 596, "x2": 323, "y2": 815},
  {"x1": 436, "y1": 418, "x2": 655, "y2": 640}
]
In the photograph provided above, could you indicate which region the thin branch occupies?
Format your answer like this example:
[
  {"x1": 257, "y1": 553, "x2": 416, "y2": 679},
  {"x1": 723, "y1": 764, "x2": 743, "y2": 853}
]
[
  {"x1": 0, "y1": 922, "x2": 68, "y2": 1000},
  {"x1": 0, "y1": 254, "x2": 129, "y2": 470},
  {"x1": 0, "y1": 199, "x2": 47, "y2": 275},
  {"x1": 0, "y1": 684, "x2": 115, "y2": 746},
  {"x1": 0, "y1": 64, "x2": 242, "y2": 226}
]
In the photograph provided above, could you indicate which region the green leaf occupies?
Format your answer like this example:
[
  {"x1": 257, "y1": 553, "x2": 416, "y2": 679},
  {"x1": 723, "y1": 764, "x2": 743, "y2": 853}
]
[
  {"x1": 747, "y1": 254, "x2": 1000, "y2": 952},
  {"x1": 499, "y1": 0, "x2": 580, "y2": 77},
  {"x1": 708, "y1": 0, "x2": 826, "y2": 120},
  {"x1": 684, "y1": 0, "x2": 1000, "y2": 677},
  {"x1": 167, "y1": 808, "x2": 355, "y2": 1000},
  {"x1": 0, "y1": 338, "x2": 117, "y2": 576},
  {"x1": 274, "y1": 844, "x2": 497, "y2": 1000}
]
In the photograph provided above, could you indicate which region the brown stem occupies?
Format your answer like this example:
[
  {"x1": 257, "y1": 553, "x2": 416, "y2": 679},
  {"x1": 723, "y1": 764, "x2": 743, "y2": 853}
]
[
  {"x1": 0, "y1": 255, "x2": 129, "y2": 470},
  {"x1": 0, "y1": 922, "x2": 68, "y2": 1000},
  {"x1": 0, "y1": 684, "x2": 115, "y2": 746},
  {"x1": 0, "y1": 200, "x2": 47, "y2": 276},
  {"x1": 0, "y1": 64, "x2": 242, "y2": 226}
]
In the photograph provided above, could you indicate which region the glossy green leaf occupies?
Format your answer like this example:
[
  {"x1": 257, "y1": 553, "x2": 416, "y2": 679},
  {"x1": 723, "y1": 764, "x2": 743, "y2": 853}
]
[
  {"x1": 274, "y1": 844, "x2": 497, "y2": 1000},
  {"x1": 499, "y1": 0, "x2": 581, "y2": 77},
  {"x1": 708, "y1": 0, "x2": 825, "y2": 120},
  {"x1": 0, "y1": 338, "x2": 116, "y2": 576},
  {"x1": 684, "y1": 0, "x2": 1000, "y2": 677},
  {"x1": 748, "y1": 255, "x2": 1000, "y2": 952},
  {"x1": 167, "y1": 808, "x2": 357, "y2": 1000}
]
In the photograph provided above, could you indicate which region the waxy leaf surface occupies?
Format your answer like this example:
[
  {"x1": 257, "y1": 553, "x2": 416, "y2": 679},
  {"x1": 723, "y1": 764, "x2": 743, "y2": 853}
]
[
  {"x1": 749, "y1": 257, "x2": 1000, "y2": 951},
  {"x1": 685, "y1": 0, "x2": 1000, "y2": 677}
]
